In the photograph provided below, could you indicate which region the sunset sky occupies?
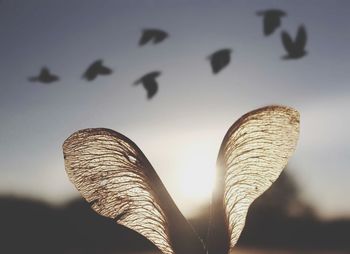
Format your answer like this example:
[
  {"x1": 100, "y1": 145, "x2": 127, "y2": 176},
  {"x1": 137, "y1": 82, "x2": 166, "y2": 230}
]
[{"x1": 0, "y1": 0, "x2": 349, "y2": 219}]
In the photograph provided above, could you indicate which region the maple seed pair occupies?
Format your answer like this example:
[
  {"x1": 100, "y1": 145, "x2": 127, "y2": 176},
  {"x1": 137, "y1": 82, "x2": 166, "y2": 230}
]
[{"x1": 63, "y1": 105, "x2": 300, "y2": 254}]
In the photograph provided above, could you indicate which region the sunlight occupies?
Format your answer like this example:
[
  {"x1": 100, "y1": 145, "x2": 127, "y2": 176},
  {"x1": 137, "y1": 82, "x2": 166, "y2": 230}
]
[{"x1": 177, "y1": 142, "x2": 217, "y2": 204}]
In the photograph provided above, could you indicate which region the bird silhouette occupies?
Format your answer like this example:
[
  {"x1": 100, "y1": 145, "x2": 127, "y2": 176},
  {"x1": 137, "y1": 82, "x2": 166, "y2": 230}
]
[
  {"x1": 208, "y1": 49, "x2": 232, "y2": 74},
  {"x1": 63, "y1": 105, "x2": 300, "y2": 254},
  {"x1": 256, "y1": 9, "x2": 286, "y2": 36},
  {"x1": 139, "y1": 29, "x2": 169, "y2": 46},
  {"x1": 281, "y1": 25, "x2": 308, "y2": 59},
  {"x1": 134, "y1": 71, "x2": 161, "y2": 99},
  {"x1": 28, "y1": 67, "x2": 59, "y2": 84},
  {"x1": 82, "y1": 60, "x2": 113, "y2": 81}
]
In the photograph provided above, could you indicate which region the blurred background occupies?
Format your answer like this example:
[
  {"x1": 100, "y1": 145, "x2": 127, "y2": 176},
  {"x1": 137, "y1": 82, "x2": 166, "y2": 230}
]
[{"x1": 0, "y1": 0, "x2": 349, "y2": 253}]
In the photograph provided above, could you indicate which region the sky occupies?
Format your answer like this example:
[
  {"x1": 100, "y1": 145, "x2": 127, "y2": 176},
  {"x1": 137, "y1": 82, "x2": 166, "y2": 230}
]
[{"x1": 0, "y1": 0, "x2": 349, "y2": 219}]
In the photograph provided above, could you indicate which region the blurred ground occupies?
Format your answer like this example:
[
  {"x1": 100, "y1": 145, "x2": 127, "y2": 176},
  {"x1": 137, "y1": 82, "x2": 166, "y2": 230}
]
[
  {"x1": 231, "y1": 250, "x2": 348, "y2": 254},
  {"x1": 91, "y1": 250, "x2": 348, "y2": 254},
  {"x1": 1, "y1": 172, "x2": 349, "y2": 254}
]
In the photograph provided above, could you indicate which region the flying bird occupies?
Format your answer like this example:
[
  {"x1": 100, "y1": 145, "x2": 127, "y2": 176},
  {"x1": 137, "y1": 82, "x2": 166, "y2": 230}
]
[
  {"x1": 82, "y1": 60, "x2": 113, "y2": 81},
  {"x1": 28, "y1": 67, "x2": 59, "y2": 84},
  {"x1": 208, "y1": 49, "x2": 232, "y2": 74},
  {"x1": 63, "y1": 105, "x2": 300, "y2": 254},
  {"x1": 134, "y1": 71, "x2": 161, "y2": 99},
  {"x1": 281, "y1": 25, "x2": 308, "y2": 59},
  {"x1": 139, "y1": 28, "x2": 169, "y2": 46},
  {"x1": 256, "y1": 9, "x2": 287, "y2": 36}
]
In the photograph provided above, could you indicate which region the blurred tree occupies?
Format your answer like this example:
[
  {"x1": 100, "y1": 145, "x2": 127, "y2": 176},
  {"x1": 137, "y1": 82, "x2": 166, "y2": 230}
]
[
  {"x1": 248, "y1": 170, "x2": 315, "y2": 219},
  {"x1": 238, "y1": 169, "x2": 317, "y2": 248}
]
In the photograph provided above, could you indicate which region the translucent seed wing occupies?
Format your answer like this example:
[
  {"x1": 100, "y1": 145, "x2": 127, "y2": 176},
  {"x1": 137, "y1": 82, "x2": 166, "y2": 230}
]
[
  {"x1": 217, "y1": 106, "x2": 300, "y2": 250},
  {"x1": 63, "y1": 128, "x2": 174, "y2": 254}
]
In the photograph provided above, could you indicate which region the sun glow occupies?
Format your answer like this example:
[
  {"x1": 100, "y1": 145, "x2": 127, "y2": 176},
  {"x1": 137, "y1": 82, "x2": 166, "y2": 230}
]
[
  {"x1": 177, "y1": 142, "x2": 217, "y2": 205},
  {"x1": 146, "y1": 129, "x2": 222, "y2": 216}
]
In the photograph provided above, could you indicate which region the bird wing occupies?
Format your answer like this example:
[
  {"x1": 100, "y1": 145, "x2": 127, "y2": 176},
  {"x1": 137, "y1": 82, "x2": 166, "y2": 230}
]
[
  {"x1": 281, "y1": 31, "x2": 294, "y2": 54},
  {"x1": 63, "y1": 128, "x2": 175, "y2": 254},
  {"x1": 99, "y1": 65, "x2": 113, "y2": 75},
  {"x1": 295, "y1": 25, "x2": 307, "y2": 51},
  {"x1": 83, "y1": 66, "x2": 96, "y2": 81},
  {"x1": 215, "y1": 106, "x2": 300, "y2": 251},
  {"x1": 144, "y1": 79, "x2": 158, "y2": 99},
  {"x1": 264, "y1": 15, "x2": 279, "y2": 36},
  {"x1": 139, "y1": 30, "x2": 154, "y2": 46},
  {"x1": 153, "y1": 31, "x2": 168, "y2": 43},
  {"x1": 210, "y1": 51, "x2": 230, "y2": 74}
]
